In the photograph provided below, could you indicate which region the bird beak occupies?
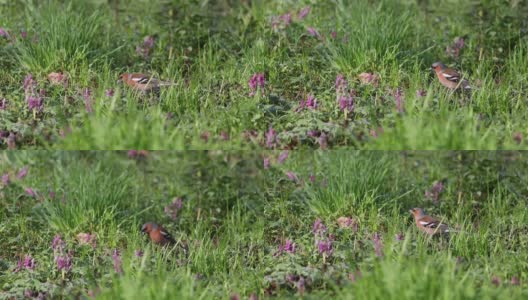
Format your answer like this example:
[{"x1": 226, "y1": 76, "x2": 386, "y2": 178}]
[
  {"x1": 409, "y1": 209, "x2": 414, "y2": 214},
  {"x1": 117, "y1": 79, "x2": 123, "y2": 84}
]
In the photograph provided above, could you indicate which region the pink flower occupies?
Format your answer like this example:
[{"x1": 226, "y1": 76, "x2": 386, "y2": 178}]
[
  {"x1": 306, "y1": 27, "x2": 319, "y2": 37},
  {"x1": 136, "y1": 35, "x2": 155, "y2": 58},
  {"x1": 513, "y1": 132, "x2": 523, "y2": 144},
  {"x1": 339, "y1": 95, "x2": 354, "y2": 113},
  {"x1": 265, "y1": 126, "x2": 277, "y2": 149},
  {"x1": 298, "y1": 6, "x2": 311, "y2": 20},
  {"x1": 84, "y1": 88, "x2": 93, "y2": 113},
  {"x1": 135, "y1": 249, "x2": 144, "y2": 257},
  {"x1": 0, "y1": 28, "x2": 9, "y2": 38},
  {"x1": 105, "y1": 89, "x2": 114, "y2": 97},
  {"x1": 330, "y1": 31, "x2": 337, "y2": 39},
  {"x1": 0, "y1": 98, "x2": 6, "y2": 110},
  {"x1": 277, "y1": 151, "x2": 289, "y2": 164},
  {"x1": 112, "y1": 249, "x2": 123, "y2": 274},
  {"x1": 249, "y1": 73, "x2": 265, "y2": 96},
  {"x1": 394, "y1": 88, "x2": 404, "y2": 113},
  {"x1": 312, "y1": 218, "x2": 327, "y2": 236},
  {"x1": 17, "y1": 166, "x2": 29, "y2": 179},
  {"x1": 56, "y1": 251, "x2": 73, "y2": 272},
  {"x1": 25, "y1": 188, "x2": 36, "y2": 197},
  {"x1": 373, "y1": 232, "x2": 383, "y2": 257},
  {"x1": 286, "y1": 171, "x2": 298, "y2": 182},
  {"x1": 164, "y1": 197, "x2": 184, "y2": 220},
  {"x1": 416, "y1": 90, "x2": 427, "y2": 97},
  {"x1": 491, "y1": 276, "x2": 501, "y2": 287},
  {"x1": 425, "y1": 181, "x2": 444, "y2": 204},
  {"x1": 52, "y1": 234, "x2": 65, "y2": 252},
  {"x1": 263, "y1": 157, "x2": 270, "y2": 169},
  {"x1": 2, "y1": 173, "x2": 9, "y2": 186},
  {"x1": 318, "y1": 133, "x2": 328, "y2": 149},
  {"x1": 317, "y1": 240, "x2": 332, "y2": 255},
  {"x1": 280, "y1": 13, "x2": 292, "y2": 26},
  {"x1": 77, "y1": 233, "x2": 97, "y2": 248}
]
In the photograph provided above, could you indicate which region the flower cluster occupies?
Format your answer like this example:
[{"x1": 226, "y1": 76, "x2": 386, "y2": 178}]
[{"x1": 248, "y1": 73, "x2": 265, "y2": 96}]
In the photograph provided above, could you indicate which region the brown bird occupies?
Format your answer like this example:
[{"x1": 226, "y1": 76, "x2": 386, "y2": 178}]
[
  {"x1": 431, "y1": 62, "x2": 471, "y2": 90},
  {"x1": 141, "y1": 222, "x2": 175, "y2": 245},
  {"x1": 118, "y1": 73, "x2": 175, "y2": 93},
  {"x1": 409, "y1": 208, "x2": 453, "y2": 236}
]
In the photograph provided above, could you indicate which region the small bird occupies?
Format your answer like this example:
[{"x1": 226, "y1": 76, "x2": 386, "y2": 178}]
[
  {"x1": 141, "y1": 222, "x2": 175, "y2": 245},
  {"x1": 118, "y1": 73, "x2": 174, "y2": 93},
  {"x1": 409, "y1": 208, "x2": 453, "y2": 236},
  {"x1": 431, "y1": 62, "x2": 471, "y2": 90}
]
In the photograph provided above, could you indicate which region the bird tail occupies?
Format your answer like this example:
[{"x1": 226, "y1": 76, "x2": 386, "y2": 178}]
[{"x1": 158, "y1": 81, "x2": 177, "y2": 86}]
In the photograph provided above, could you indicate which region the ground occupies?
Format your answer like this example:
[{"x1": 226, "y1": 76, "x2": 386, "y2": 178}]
[
  {"x1": 0, "y1": 151, "x2": 527, "y2": 299},
  {"x1": 0, "y1": 0, "x2": 527, "y2": 150}
]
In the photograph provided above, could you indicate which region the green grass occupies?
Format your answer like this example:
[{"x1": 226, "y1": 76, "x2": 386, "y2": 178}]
[
  {"x1": 1, "y1": 151, "x2": 527, "y2": 299},
  {"x1": 1, "y1": 0, "x2": 528, "y2": 149}
]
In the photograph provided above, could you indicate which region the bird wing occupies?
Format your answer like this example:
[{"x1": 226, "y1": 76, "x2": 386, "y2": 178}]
[
  {"x1": 418, "y1": 215, "x2": 448, "y2": 230},
  {"x1": 441, "y1": 68, "x2": 462, "y2": 83},
  {"x1": 160, "y1": 227, "x2": 175, "y2": 243},
  {"x1": 130, "y1": 74, "x2": 154, "y2": 85}
]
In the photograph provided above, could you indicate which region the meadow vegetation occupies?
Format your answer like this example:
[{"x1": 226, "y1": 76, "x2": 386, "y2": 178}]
[
  {"x1": 0, "y1": 151, "x2": 527, "y2": 298},
  {"x1": 0, "y1": 0, "x2": 527, "y2": 149}
]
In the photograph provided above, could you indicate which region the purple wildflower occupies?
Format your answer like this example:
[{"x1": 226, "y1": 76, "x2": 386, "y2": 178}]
[
  {"x1": 491, "y1": 276, "x2": 501, "y2": 287},
  {"x1": 20, "y1": 30, "x2": 27, "y2": 39},
  {"x1": 25, "y1": 188, "x2": 36, "y2": 197},
  {"x1": 307, "y1": 130, "x2": 320, "y2": 137},
  {"x1": 2, "y1": 173, "x2": 9, "y2": 186},
  {"x1": 56, "y1": 251, "x2": 73, "y2": 272},
  {"x1": 27, "y1": 96, "x2": 43, "y2": 112},
  {"x1": 263, "y1": 157, "x2": 270, "y2": 169},
  {"x1": 416, "y1": 90, "x2": 427, "y2": 97},
  {"x1": 23, "y1": 255, "x2": 36, "y2": 271},
  {"x1": 17, "y1": 166, "x2": 28, "y2": 179},
  {"x1": 306, "y1": 27, "x2": 319, "y2": 37},
  {"x1": 7, "y1": 132, "x2": 16, "y2": 149},
  {"x1": 135, "y1": 249, "x2": 144, "y2": 258},
  {"x1": 284, "y1": 240, "x2": 296, "y2": 253},
  {"x1": 265, "y1": 126, "x2": 277, "y2": 149},
  {"x1": 105, "y1": 89, "x2": 114, "y2": 97},
  {"x1": 298, "y1": 6, "x2": 311, "y2": 20},
  {"x1": 280, "y1": 13, "x2": 292, "y2": 26},
  {"x1": 513, "y1": 132, "x2": 523, "y2": 144},
  {"x1": 0, "y1": 98, "x2": 6, "y2": 110},
  {"x1": 112, "y1": 249, "x2": 123, "y2": 274},
  {"x1": 248, "y1": 73, "x2": 265, "y2": 96},
  {"x1": 317, "y1": 239, "x2": 332, "y2": 255},
  {"x1": 277, "y1": 151, "x2": 289, "y2": 164},
  {"x1": 136, "y1": 35, "x2": 155, "y2": 58},
  {"x1": 339, "y1": 95, "x2": 354, "y2": 113},
  {"x1": 425, "y1": 181, "x2": 444, "y2": 204},
  {"x1": 335, "y1": 74, "x2": 348, "y2": 92},
  {"x1": 348, "y1": 269, "x2": 362, "y2": 283},
  {"x1": 394, "y1": 88, "x2": 404, "y2": 113},
  {"x1": 220, "y1": 131, "x2": 230, "y2": 141},
  {"x1": 49, "y1": 189, "x2": 55, "y2": 199},
  {"x1": 511, "y1": 276, "x2": 520, "y2": 286},
  {"x1": 286, "y1": 171, "x2": 298, "y2": 182},
  {"x1": 84, "y1": 88, "x2": 93, "y2": 113},
  {"x1": 330, "y1": 31, "x2": 337, "y2": 39},
  {"x1": 309, "y1": 174, "x2": 316, "y2": 183},
  {"x1": 296, "y1": 94, "x2": 318, "y2": 112},
  {"x1": 318, "y1": 133, "x2": 328, "y2": 149},
  {"x1": 52, "y1": 234, "x2": 65, "y2": 252},
  {"x1": 23, "y1": 74, "x2": 34, "y2": 92},
  {"x1": 312, "y1": 218, "x2": 327, "y2": 236},
  {"x1": 164, "y1": 197, "x2": 184, "y2": 220},
  {"x1": 77, "y1": 233, "x2": 97, "y2": 248},
  {"x1": 395, "y1": 233, "x2": 404, "y2": 241},
  {"x1": 373, "y1": 232, "x2": 383, "y2": 257},
  {"x1": 0, "y1": 28, "x2": 9, "y2": 38},
  {"x1": 297, "y1": 276, "x2": 305, "y2": 296}
]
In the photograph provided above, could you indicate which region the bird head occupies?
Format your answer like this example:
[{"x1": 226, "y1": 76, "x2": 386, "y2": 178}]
[
  {"x1": 409, "y1": 207, "x2": 425, "y2": 218},
  {"x1": 141, "y1": 222, "x2": 156, "y2": 233},
  {"x1": 431, "y1": 62, "x2": 446, "y2": 72},
  {"x1": 117, "y1": 73, "x2": 128, "y2": 84}
]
